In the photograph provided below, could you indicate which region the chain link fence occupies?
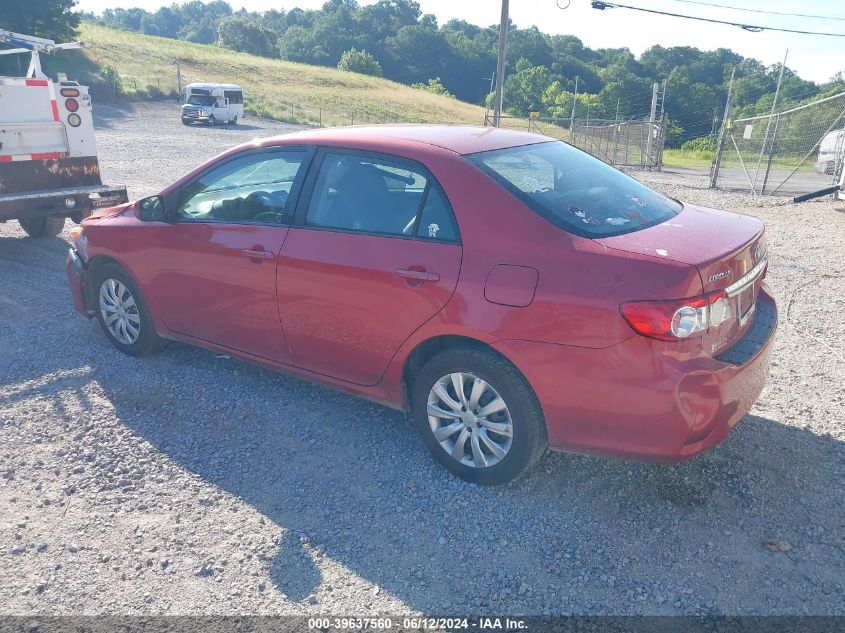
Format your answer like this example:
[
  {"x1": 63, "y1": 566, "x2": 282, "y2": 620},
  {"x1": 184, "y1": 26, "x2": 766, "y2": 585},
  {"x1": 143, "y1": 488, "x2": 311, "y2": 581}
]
[
  {"x1": 566, "y1": 117, "x2": 666, "y2": 169},
  {"x1": 484, "y1": 113, "x2": 666, "y2": 170},
  {"x1": 712, "y1": 91, "x2": 845, "y2": 196}
]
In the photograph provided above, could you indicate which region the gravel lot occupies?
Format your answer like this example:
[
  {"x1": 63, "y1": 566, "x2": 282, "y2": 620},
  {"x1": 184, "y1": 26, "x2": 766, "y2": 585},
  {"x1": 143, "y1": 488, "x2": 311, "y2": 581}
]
[{"x1": 1, "y1": 102, "x2": 843, "y2": 616}]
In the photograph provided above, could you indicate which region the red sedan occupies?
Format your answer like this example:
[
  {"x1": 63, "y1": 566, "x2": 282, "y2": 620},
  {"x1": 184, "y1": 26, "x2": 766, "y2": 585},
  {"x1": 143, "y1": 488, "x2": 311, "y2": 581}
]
[{"x1": 66, "y1": 126, "x2": 777, "y2": 484}]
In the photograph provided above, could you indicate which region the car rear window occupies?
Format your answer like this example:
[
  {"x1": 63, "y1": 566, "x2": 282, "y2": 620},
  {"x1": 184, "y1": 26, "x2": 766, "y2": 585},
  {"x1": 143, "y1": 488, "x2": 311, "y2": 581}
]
[{"x1": 466, "y1": 140, "x2": 681, "y2": 238}]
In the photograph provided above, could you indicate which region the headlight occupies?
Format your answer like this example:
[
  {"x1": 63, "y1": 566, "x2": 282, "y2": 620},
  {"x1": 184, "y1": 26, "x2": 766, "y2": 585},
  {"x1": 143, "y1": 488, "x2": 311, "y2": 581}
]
[{"x1": 68, "y1": 227, "x2": 87, "y2": 259}]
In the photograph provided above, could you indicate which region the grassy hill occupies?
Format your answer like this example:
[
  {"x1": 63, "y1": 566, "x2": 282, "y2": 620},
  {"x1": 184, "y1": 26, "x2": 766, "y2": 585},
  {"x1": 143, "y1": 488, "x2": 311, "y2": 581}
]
[{"x1": 72, "y1": 23, "x2": 487, "y2": 127}]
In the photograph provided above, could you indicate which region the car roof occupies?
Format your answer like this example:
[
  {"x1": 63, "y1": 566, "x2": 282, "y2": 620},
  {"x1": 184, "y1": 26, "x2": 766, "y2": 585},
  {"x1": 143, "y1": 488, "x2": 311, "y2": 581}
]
[{"x1": 260, "y1": 125, "x2": 551, "y2": 155}]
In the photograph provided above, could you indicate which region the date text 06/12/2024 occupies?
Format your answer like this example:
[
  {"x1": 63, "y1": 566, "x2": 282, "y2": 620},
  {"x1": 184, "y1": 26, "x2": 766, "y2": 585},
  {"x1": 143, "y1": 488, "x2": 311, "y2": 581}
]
[{"x1": 307, "y1": 617, "x2": 528, "y2": 630}]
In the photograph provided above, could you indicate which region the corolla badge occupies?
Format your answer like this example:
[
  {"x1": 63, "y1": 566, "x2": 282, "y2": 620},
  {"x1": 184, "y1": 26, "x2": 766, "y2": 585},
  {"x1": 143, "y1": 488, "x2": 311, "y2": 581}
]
[{"x1": 709, "y1": 270, "x2": 731, "y2": 283}]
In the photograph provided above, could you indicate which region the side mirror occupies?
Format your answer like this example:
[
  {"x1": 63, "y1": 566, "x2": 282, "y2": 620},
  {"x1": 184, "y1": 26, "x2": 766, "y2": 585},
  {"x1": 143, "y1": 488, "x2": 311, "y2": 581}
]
[{"x1": 137, "y1": 195, "x2": 165, "y2": 222}]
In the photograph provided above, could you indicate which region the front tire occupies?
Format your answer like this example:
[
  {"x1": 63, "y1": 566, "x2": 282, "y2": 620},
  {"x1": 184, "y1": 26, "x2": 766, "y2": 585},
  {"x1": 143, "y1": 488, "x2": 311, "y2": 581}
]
[
  {"x1": 92, "y1": 263, "x2": 163, "y2": 356},
  {"x1": 208, "y1": 115, "x2": 216, "y2": 126},
  {"x1": 411, "y1": 346, "x2": 548, "y2": 485},
  {"x1": 19, "y1": 215, "x2": 65, "y2": 237}
]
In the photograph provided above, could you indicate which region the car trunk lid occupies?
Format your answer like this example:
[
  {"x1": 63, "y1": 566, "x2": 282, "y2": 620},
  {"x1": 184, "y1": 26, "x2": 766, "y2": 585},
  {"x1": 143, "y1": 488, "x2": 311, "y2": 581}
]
[{"x1": 596, "y1": 203, "x2": 768, "y2": 355}]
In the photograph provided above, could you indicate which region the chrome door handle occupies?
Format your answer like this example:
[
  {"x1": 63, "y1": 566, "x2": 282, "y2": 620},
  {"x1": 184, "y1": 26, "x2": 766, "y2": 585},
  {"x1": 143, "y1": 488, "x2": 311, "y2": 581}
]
[
  {"x1": 241, "y1": 249, "x2": 274, "y2": 260},
  {"x1": 397, "y1": 268, "x2": 440, "y2": 283}
]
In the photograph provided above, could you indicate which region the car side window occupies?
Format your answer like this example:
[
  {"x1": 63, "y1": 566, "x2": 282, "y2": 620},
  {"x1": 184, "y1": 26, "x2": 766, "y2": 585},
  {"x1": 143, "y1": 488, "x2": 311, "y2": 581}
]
[
  {"x1": 176, "y1": 151, "x2": 306, "y2": 225},
  {"x1": 306, "y1": 152, "x2": 438, "y2": 238},
  {"x1": 415, "y1": 184, "x2": 458, "y2": 242}
]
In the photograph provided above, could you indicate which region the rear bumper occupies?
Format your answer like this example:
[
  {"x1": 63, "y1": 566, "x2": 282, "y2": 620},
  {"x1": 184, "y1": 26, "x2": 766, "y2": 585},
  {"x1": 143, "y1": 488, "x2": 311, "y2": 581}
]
[
  {"x1": 66, "y1": 248, "x2": 92, "y2": 319},
  {"x1": 494, "y1": 288, "x2": 778, "y2": 462},
  {"x1": 0, "y1": 185, "x2": 128, "y2": 223}
]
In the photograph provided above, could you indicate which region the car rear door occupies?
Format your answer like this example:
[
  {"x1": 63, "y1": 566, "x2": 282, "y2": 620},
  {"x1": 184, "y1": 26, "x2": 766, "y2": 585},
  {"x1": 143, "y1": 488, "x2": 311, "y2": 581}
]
[
  {"x1": 149, "y1": 147, "x2": 311, "y2": 363},
  {"x1": 277, "y1": 149, "x2": 462, "y2": 386}
]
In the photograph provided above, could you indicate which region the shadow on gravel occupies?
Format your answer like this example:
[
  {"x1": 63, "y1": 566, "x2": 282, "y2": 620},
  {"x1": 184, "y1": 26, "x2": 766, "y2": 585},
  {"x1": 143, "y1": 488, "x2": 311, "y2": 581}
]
[
  {"x1": 92, "y1": 103, "x2": 137, "y2": 129},
  {"x1": 184, "y1": 123, "x2": 268, "y2": 132},
  {"x1": 46, "y1": 358, "x2": 845, "y2": 612},
  {"x1": 0, "y1": 235, "x2": 842, "y2": 613}
]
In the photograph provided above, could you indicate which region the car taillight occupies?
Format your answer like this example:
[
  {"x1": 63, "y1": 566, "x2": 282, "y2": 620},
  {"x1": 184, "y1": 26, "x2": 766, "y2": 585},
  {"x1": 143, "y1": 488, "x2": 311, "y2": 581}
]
[
  {"x1": 65, "y1": 97, "x2": 79, "y2": 112},
  {"x1": 620, "y1": 290, "x2": 732, "y2": 341}
]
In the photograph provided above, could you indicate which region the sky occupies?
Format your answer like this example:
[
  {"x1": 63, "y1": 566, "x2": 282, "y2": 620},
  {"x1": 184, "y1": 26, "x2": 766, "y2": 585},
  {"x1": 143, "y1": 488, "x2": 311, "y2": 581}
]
[{"x1": 74, "y1": 0, "x2": 845, "y2": 84}]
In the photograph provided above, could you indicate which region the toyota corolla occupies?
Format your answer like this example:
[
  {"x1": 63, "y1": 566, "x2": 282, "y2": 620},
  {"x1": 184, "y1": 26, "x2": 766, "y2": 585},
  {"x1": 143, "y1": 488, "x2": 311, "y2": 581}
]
[{"x1": 66, "y1": 126, "x2": 777, "y2": 484}]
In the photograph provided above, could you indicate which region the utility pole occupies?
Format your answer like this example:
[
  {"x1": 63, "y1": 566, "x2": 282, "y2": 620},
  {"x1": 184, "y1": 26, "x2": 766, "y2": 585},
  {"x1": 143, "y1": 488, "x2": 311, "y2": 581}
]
[
  {"x1": 612, "y1": 97, "x2": 621, "y2": 164},
  {"x1": 645, "y1": 81, "x2": 659, "y2": 169},
  {"x1": 754, "y1": 49, "x2": 788, "y2": 193},
  {"x1": 569, "y1": 75, "x2": 579, "y2": 142},
  {"x1": 493, "y1": 0, "x2": 509, "y2": 128},
  {"x1": 710, "y1": 66, "x2": 735, "y2": 189}
]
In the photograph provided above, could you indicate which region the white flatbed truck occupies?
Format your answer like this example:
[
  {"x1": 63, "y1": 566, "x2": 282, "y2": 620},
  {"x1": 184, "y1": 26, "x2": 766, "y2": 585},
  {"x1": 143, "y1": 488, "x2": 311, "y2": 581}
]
[{"x1": 0, "y1": 29, "x2": 127, "y2": 237}]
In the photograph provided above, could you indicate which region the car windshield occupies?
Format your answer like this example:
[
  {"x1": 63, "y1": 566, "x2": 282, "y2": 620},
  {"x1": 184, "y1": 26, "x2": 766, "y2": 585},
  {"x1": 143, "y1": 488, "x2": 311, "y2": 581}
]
[
  {"x1": 467, "y1": 141, "x2": 682, "y2": 238},
  {"x1": 187, "y1": 95, "x2": 213, "y2": 106}
]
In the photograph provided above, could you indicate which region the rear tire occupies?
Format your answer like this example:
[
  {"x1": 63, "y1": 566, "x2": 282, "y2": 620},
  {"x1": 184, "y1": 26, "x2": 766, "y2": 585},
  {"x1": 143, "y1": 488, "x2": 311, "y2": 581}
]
[
  {"x1": 411, "y1": 346, "x2": 548, "y2": 485},
  {"x1": 91, "y1": 262, "x2": 163, "y2": 357},
  {"x1": 229, "y1": 115, "x2": 238, "y2": 126},
  {"x1": 19, "y1": 215, "x2": 65, "y2": 238}
]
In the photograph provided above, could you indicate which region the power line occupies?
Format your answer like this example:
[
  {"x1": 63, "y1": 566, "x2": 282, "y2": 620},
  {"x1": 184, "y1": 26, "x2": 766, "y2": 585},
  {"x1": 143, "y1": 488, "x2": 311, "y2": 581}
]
[
  {"x1": 664, "y1": 0, "x2": 845, "y2": 23},
  {"x1": 590, "y1": 1, "x2": 845, "y2": 37}
]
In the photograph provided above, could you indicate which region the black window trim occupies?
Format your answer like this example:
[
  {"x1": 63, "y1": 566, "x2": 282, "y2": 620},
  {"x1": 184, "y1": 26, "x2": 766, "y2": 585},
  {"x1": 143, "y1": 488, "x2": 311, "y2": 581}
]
[
  {"x1": 292, "y1": 146, "x2": 462, "y2": 245},
  {"x1": 167, "y1": 145, "x2": 316, "y2": 227},
  {"x1": 464, "y1": 140, "x2": 682, "y2": 240}
]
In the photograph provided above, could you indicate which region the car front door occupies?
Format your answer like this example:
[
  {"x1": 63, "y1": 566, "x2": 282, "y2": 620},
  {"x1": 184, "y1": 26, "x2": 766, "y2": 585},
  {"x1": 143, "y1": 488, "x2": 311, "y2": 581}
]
[
  {"x1": 149, "y1": 147, "x2": 311, "y2": 363},
  {"x1": 277, "y1": 149, "x2": 462, "y2": 386}
]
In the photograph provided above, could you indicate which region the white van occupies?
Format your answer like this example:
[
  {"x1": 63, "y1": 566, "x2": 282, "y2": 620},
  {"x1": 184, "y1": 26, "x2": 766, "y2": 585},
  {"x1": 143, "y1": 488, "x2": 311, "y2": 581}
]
[
  {"x1": 815, "y1": 129, "x2": 845, "y2": 175},
  {"x1": 181, "y1": 83, "x2": 244, "y2": 126}
]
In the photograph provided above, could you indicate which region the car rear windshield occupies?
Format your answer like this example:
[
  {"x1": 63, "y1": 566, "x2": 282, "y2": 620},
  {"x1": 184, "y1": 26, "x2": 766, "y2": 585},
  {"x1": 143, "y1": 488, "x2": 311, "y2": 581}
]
[{"x1": 467, "y1": 141, "x2": 681, "y2": 238}]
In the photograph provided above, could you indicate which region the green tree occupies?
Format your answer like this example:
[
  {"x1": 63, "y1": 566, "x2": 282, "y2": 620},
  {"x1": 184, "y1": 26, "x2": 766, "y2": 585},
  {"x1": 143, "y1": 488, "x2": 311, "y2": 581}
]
[
  {"x1": 383, "y1": 24, "x2": 452, "y2": 84},
  {"x1": 217, "y1": 15, "x2": 275, "y2": 57},
  {"x1": 501, "y1": 65, "x2": 552, "y2": 115},
  {"x1": 4, "y1": 0, "x2": 80, "y2": 41},
  {"x1": 80, "y1": 0, "x2": 828, "y2": 129},
  {"x1": 411, "y1": 77, "x2": 454, "y2": 98},
  {"x1": 338, "y1": 48, "x2": 383, "y2": 76}
]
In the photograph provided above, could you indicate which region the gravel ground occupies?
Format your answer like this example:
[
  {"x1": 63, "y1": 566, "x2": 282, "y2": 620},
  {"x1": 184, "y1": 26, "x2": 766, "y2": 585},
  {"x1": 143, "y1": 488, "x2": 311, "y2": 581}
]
[{"x1": 0, "y1": 102, "x2": 843, "y2": 616}]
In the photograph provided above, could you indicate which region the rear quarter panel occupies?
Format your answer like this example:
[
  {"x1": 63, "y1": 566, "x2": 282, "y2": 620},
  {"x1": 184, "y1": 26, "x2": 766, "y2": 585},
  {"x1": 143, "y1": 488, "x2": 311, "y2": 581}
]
[
  {"x1": 378, "y1": 150, "x2": 704, "y2": 403},
  {"x1": 403, "y1": 152, "x2": 703, "y2": 347}
]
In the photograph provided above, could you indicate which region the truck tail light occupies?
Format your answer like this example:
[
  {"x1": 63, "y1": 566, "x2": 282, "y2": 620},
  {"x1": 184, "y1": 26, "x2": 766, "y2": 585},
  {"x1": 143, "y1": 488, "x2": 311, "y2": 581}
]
[
  {"x1": 620, "y1": 290, "x2": 731, "y2": 341},
  {"x1": 60, "y1": 88, "x2": 80, "y2": 97},
  {"x1": 67, "y1": 113, "x2": 81, "y2": 127},
  {"x1": 65, "y1": 97, "x2": 79, "y2": 112}
]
